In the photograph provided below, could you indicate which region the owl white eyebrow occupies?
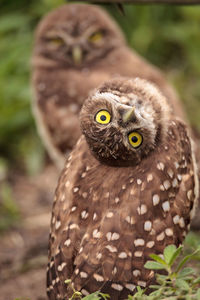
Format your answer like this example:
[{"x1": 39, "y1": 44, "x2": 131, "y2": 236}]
[{"x1": 94, "y1": 92, "x2": 121, "y2": 103}]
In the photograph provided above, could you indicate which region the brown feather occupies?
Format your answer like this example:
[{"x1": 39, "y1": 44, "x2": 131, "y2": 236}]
[{"x1": 47, "y1": 78, "x2": 199, "y2": 299}]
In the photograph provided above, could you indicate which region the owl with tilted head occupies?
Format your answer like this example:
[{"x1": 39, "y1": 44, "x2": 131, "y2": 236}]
[
  {"x1": 32, "y1": 3, "x2": 185, "y2": 168},
  {"x1": 47, "y1": 78, "x2": 199, "y2": 300}
]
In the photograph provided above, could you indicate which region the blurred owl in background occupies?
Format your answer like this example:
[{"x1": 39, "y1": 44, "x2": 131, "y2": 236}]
[
  {"x1": 47, "y1": 78, "x2": 199, "y2": 299},
  {"x1": 32, "y1": 3, "x2": 186, "y2": 169}
]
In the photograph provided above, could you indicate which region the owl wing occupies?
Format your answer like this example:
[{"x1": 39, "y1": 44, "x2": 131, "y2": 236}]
[{"x1": 32, "y1": 69, "x2": 83, "y2": 168}]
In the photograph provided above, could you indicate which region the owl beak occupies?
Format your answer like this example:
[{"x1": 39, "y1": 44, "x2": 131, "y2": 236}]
[
  {"x1": 122, "y1": 106, "x2": 135, "y2": 123},
  {"x1": 72, "y1": 46, "x2": 82, "y2": 65}
]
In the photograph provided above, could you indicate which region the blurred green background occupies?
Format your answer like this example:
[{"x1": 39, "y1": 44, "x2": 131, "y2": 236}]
[{"x1": 1, "y1": 0, "x2": 200, "y2": 175}]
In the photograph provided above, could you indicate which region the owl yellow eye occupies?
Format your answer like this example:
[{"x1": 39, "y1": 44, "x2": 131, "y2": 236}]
[
  {"x1": 88, "y1": 31, "x2": 103, "y2": 43},
  {"x1": 128, "y1": 132, "x2": 143, "y2": 148},
  {"x1": 95, "y1": 110, "x2": 111, "y2": 125},
  {"x1": 48, "y1": 37, "x2": 64, "y2": 46}
]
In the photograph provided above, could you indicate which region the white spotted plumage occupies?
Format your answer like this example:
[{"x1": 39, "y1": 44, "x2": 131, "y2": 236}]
[{"x1": 47, "y1": 78, "x2": 199, "y2": 300}]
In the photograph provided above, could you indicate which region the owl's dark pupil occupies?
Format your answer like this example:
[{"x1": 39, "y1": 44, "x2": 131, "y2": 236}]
[
  {"x1": 100, "y1": 115, "x2": 106, "y2": 121},
  {"x1": 131, "y1": 136, "x2": 138, "y2": 143}
]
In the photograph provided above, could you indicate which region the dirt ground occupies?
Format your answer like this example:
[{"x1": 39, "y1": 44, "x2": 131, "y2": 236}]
[
  {"x1": 0, "y1": 163, "x2": 200, "y2": 300},
  {"x1": 0, "y1": 165, "x2": 59, "y2": 300}
]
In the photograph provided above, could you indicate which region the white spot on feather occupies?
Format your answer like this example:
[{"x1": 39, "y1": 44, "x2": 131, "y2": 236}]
[
  {"x1": 118, "y1": 252, "x2": 127, "y2": 259},
  {"x1": 93, "y1": 273, "x2": 104, "y2": 282},
  {"x1": 162, "y1": 201, "x2": 170, "y2": 212},
  {"x1": 163, "y1": 180, "x2": 171, "y2": 190},
  {"x1": 71, "y1": 206, "x2": 77, "y2": 212},
  {"x1": 173, "y1": 215, "x2": 180, "y2": 224},
  {"x1": 138, "y1": 281, "x2": 146, "y2": 287},
  {"x1": 157, "y1": 162, "x2": 165, "y2": 171},
  {"x1": 125, "y1": 215, "x2": 135, "y2": 225},
  {"x1": 134, "y1": 239, "x2": 145, "y2": 246},
  {"x1": 137, "y1": 204, "x2": 147, "y2": 215},
  {"x1": 144, "y1": 221, "x2": 152, "y2": 231},
  {"x1": 157, "y1": 232, "x2": 165, "y2": 241},
  {"x1": 81, "y1": 210, "x2": 89, "y2": 219},
  {"x1": 125, "y1": 284, "x2": 135, "y2": 291},
  {"x1": 55, "y1": 220, "x2": 61, "y2": 230},
  {"x1": 172, "y1": 178, "x2": 178, "y2": 188},
  {"x1": 115, "y1": 197, "x2": 120, "y2": 203},
  {"x1": 64, "y1": 239, "x2": 71, "y2": 247},
  {"x1": 152, "y1": 194, "x2": 160, "y2": 206},
  {"x1": 73, "y1": 187, "x2": 79, "y2": 193},
  {"x1": 134, "y1": 251, "x2": 143, "y2": 257},
  {"x1": 57, "y1": 262, "x2": 66, "y2": 271},
  {"x1": 147, "y1": 174, "x2": 153, "y2": 182},
  {"x1": 80, "y1": 272, "x2": 88, "y2": 278},
  {"x1": 106, "y1": 245, "x2": 117, "y2": 253},
  {"x1": 111, "y1": 283, "x2": 123, "y2": 291},
  {"x1": 93, "y1": 229, "x2": 101, "y2": 239},
  {"x1": 147, "y1": 241, "x2": 155, "y2": 248},
  {"x1": 165, "y1": 228, "x2": 173, "y2": 236},
  {"x1": 81, "y1": 289, "x2": 89, "y2": 296},
  {"x1": 106, "y1": 212, "x2": 113, "y2": 218},
  {"x1": 133, "y1": 269, "x2": 141, "y2": 277},
  {"x1": 179, "y1": 217, "x2": 185, "y2": 228}
]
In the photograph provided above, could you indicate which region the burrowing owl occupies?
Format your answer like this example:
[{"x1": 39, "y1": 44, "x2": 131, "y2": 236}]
[
  {"x1": 32, "y1": 3, "x2": 185, "y2": 168},
  {"x1": 47, "y1": 78, "x2": 199, "y2": 300}
]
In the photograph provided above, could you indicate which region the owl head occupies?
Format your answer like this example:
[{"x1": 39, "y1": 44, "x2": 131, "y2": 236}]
[
  {"x1": 80, "y1": 77, "x2": 171, "y2": 167},
  {"x1": 34, "y1": 4, "x2": 125, "y2": 68}
]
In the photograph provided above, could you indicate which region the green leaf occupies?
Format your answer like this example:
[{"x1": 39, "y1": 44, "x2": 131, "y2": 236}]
[
  {"x1": 164, "y1": 245, "x2": 177, "y2": 264},
  {"x1": 197, "y1": 288, "x2": 200, "y2": 300},
  {"x1": 175, "y1": 248, "x2": 200, "y2": 273},
  {"x1": 175, "y1": 279, "x2": 190, "y2": 291},
  {"x1": 82, "y1": 292, "x2": 110, "y2": 300},
  {"x1": 133, "y1": 286, "x2": 145, "y2": 296},
  {"x1": 178, "y1": 267, "x2": 195, "y2": 278},
  {"x1": 168, "y1": 245, "x2": 183, "y2": 267},
  {"x1": 193, "y1": 277, "x2": 200, "y2": 285},
  {"x1": 149, "y1": 254, "x2": 167, "y2": 266},
  {"x1": 149, "y1": 284, "x2": 161, "y2": 290},
  {"x1": 148, "y1": 289, "x2": 163, "y2": 298},
  {"x1": 82, "y1": 292, "x2": 100, "y2": 300},
  {"x1": 144, "y1": 261, "x2": 165, "y2": 270},
  {"x1": 65, "y1": 279, "x2": 71, "y2": 285},
  {"x1": 156, "y1": 274, "x2": 168, "y2": 281}
]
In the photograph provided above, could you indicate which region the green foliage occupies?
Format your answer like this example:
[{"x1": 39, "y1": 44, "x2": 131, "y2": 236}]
[
  {"x1": 129, "y1": 244, "x2": 200, "y2": 299},
  {"x1": 185, "y1": 231, "x2": 200, "y2": 252},
  {"x1": 82, "y1": 292, "x2": 110, "y2": 300},
  {"x1": 0, "y1": 0, "x2": 64, "y2": 173}
]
